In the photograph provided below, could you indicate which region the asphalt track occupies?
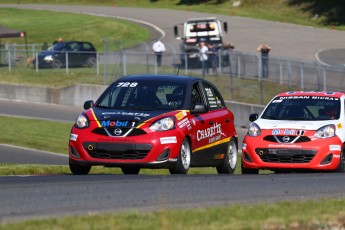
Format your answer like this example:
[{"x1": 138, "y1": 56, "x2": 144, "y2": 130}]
[{"x1": 2, "y1": 4, "x2": 345, "y2": 223}]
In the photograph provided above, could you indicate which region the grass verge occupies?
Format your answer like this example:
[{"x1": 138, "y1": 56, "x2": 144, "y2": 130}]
[
  {"x1": 0, "y1": 8, "x2": 151, "y2": 51},
  {"x1": 2, "y1": 198, "x2": 345, "y2": 229}
]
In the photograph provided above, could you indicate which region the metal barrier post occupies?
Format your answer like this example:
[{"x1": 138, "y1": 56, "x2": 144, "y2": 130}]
[{"x1": 300, "y1": 63, "x2": 304, "y2": 90}]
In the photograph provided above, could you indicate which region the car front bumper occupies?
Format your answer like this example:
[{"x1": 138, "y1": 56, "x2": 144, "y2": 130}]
[{"x1": 242, "y1": 135, "x2": 343, "y2": 171}]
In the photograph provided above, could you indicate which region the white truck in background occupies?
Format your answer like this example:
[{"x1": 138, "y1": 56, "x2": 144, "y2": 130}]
[{"x1": 174, "y1": 17, "x2": 229, "y2": 67}]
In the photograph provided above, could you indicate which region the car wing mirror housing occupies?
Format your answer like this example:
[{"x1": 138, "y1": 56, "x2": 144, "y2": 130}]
[
  {"x1": 249, "y1": 113, "x2": 259, "y2": 122},
  {"x1": 191, "y1": 103, "x2": 209, "y2": 114},
  {"x1": 83, "y1": 100, "x2": 94, "y2": 110}
]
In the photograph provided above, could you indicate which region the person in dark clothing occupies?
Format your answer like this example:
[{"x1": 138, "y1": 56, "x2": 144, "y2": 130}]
[
  {"x1": 257, "y1": 43, "x2": 271, "y2": 78},
  {"x1": 207, "y1": 43, "x2": 218, "y2": 75}
]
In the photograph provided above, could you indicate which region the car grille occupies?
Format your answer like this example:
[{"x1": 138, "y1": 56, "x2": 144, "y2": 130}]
[
  {"x1": 263, "y1": 135, "x2": 311, "y2": 143},
  {"x1": 92, "y1": 127, "x2": 146, "y2": 137},
  {"x1": 83, "y1": 142, "x2": 152, "y2": 160},
  {"x1": 255, "y1": 148, "x2": 316, "y2": 163}
]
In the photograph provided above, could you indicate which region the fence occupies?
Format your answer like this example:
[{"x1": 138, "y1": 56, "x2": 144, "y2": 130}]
[{"x1": 1, "y1": 42, "x2": 345, "y2": 105}]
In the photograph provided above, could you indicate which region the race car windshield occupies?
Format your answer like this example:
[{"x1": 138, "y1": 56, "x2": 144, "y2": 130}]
[
  {"x1": 261, "y1": 96, "x2": 340, "y2": 121},
  {"x1": 95, "y1": 81, "x2": 187, "y2": 111}
]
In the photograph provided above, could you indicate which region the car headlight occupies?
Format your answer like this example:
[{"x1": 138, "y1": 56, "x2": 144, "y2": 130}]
[
  {"x1": 149, "y1": 117, "x2": 175, "y2": 131},
  {"x1": 75, "y1": 114, "x2": 89, "y2": 129},
  {"x1": 43, "y1": 55, "x2": 53, "y2": 62},
  {"x1": 247, "y1": 123, "x2": 261, "y2": 136},
  {"x1": 314, "y1": 124, "x2": 336, "y2": 138}
]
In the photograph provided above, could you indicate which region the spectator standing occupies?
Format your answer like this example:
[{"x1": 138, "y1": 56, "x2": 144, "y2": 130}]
[
  {"x1": 53, "y1": 37, "x2": 63, "y2": 45},
  {"x1": 199, "y1": 42, "x2": 209, "y2": 76},
  {"x1": 152, "y1": 40, "x2": 166, "y2": 67},
  {"x1": 222, "y1": 42, "x2": 234, "y2": 74},
  {"x1": 207, "y1": 43, "x2": 218, "y2": 75},
  {"x1": 257, "y1": 43, "x2": 271, "y2": 78}
]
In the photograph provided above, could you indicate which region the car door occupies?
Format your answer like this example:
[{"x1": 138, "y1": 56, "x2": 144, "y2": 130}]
[
  {"x1": 188, "y1": 81, "x2": 219, "y2": 166},
  {"x1": 66, "y1": 42, "x2": 81, "y2": 67},
  {"x1": 189, "y1": 80, "x2": 233, "y2": 166}
]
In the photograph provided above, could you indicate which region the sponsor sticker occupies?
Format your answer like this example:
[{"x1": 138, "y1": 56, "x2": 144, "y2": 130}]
[
  {"x1": 175, "y1": 110, "x2": 187, "y2": 120},
  {"x1": 70, "y1": 134, "x2": 78, "y2": 141},
  {"x1": 242, "y1": 143, "x2": 247, "y2": 150},
  {"x1": 160, "y1": 136, "x2": 177, "y2": 144},
  {"x1": 272, "y1": 129, "x2": 280, "y2": 135},
  {"x1": 177, "y1": 117, "x2": 191, "y2": 130},
  {"x1": 329, "y1": 145, "x2": 341, "y2": 151}
]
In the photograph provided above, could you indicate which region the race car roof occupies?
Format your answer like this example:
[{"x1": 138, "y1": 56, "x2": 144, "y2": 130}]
[
  {"x1": 117, "y1": 74, "x2": 202, "y2": 84},
  {"x1": 276, "y1": 91, "x2": 345, "y2": 98}
]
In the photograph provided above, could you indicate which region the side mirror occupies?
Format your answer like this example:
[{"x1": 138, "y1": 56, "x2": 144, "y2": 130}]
[
  {"x1": 249, "y1": 113, "x2": 258, "y2": 122},
  {"x1": 83, "y1": 100, "x2": 94, "y2": 110},
  {"x1": 191, "y1": 103, "x2": 209, "y2": 114},
  {"x1": 174, "y1": 26, "x2": 179, "y2": 37}
]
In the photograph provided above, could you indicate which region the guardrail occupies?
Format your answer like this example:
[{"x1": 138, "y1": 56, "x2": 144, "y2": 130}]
[{"x1": 1, "y1": 45, "x2": 345, "y2": 105}]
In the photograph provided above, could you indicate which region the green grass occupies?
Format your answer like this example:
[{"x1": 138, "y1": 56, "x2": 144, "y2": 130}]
[
  {"x1": 0, "y1": 116, "x2": 72, "y2": 154},
  {"x1": 2, "y1": 198, "x2": 345, "y2": 229},
  {"x1": 0, "y1": 163, "x2": 237, "y2": 175},
  {"x1": 0, "y1": 8, "x2": 151, "y2": 51}
]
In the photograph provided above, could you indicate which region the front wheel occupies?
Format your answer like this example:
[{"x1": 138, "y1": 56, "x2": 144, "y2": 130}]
[
  {"x1": 69, "y1": 160, "x2": 91, "y2": 175},
  {"x1": 51, "y1": 59, "x2": 63, "y2": 69},
  {"x1": 217, "y1": 137, "x2": 237, "y2": 174},
  {"x1": 336, "y1": 145, "x2": 345, "y2": 172},
  {"x1": 169, "y1": 138, "x2": 191, "y2": 174},
  {"x1": 241, "y1": 161, "x2": 259, "y2": 174}
]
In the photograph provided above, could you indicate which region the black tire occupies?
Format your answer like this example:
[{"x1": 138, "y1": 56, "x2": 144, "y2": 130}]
[
  {"x1": 241, "y1": 161, "x2": 259, "y2": 174},
  {"x1": 169, "y1": 138, "x2": 191, "y2": 174},
  {"x1": 121, "y1": 167, "x2": 140, "y2": 175},
  {"x1": 86, "y1": 57, "x2": 97, "y2": 67},
  {"x1": 217, "y1": 137, "x2": 237, "y2": 174},
  {"x1": 69, "y1": 160, "x2": 91, "y2": 175},
  {"x1": 51, "y1": 59, "x2": 63, "y2": 69},
  {"x1": 336, "y1": 145, "x2": 345, "y2": 173}
]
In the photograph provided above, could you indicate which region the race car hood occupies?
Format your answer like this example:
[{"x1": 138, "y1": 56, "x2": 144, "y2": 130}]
[
  {"x1": 255, "y1": 118, "x2": 339, "y2": 130},
  {"x1": 87, "y1": 107, "x2": 175, "y2": 127},
  {"x1": 38, "y1": 51, "x2": 55, "y2": 57}
]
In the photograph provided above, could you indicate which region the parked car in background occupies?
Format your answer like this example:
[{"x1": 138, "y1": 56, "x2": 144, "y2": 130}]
[
  {"x1": 33, "y1": 41, "x2": 97, "y2": 68},
  {"x1": 68, "y1": 74, "x2": 238, "y2": 175},
  {"x1": 242, "y1": 91, "x2": 345, "y2": 174}
]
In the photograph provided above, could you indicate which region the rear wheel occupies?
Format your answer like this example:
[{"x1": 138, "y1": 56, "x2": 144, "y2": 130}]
[
  {"x1": 69, "y1": 160, "x2": 91, "y2": 175},
  {"x1": 86, "y1": 57, "x2": 97, "y2": 67},
  {"x1": 241, "y1": 161, "x2": 259, "y2": 174},
  {"x1": 217, "y1": 137, "x2": 237, "y2": 174},
  {"x1": 336, "y1": 145, "x2": 345, "y2": 172},
  {"x1": 121, "y1": 167, "x2": 140, "y2": 175},
  {"x1": 169, "y1": 138, "x2": 191, "y2": 174}
]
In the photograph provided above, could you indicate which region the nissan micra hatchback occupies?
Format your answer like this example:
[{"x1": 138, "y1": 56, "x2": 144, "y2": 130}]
[
  {"x1": 69, "y1": 74, "x2": 238, "y2": 175},
  {"x1": 242, "y1": 91, "x2": 345, "y2": 174}
]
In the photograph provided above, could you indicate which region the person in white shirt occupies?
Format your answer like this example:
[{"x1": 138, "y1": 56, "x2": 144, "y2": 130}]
[
  {"x1": 199, "y1": 42, "x2": 209, "y2": 76},
  {"x1": 152, "y1": 40, "x2": 166, "y2": 66}
]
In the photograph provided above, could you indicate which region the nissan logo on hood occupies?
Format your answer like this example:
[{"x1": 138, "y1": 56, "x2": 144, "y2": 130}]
[{"x1": 114, "y1": 128, "x2": 123, "y2": 136}]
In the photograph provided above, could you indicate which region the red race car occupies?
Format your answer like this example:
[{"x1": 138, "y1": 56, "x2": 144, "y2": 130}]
[
  {"x1": 242, "y1": 91, "x2": 345, "y2": 174},
  {"x1": 69, "y1": 74, "x2": 238, "y2": 175}
]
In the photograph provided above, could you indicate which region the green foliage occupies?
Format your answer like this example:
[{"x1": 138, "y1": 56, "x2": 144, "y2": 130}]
[{"x1": 288, "y1": 0, "x2": 345, "y2": 25}]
